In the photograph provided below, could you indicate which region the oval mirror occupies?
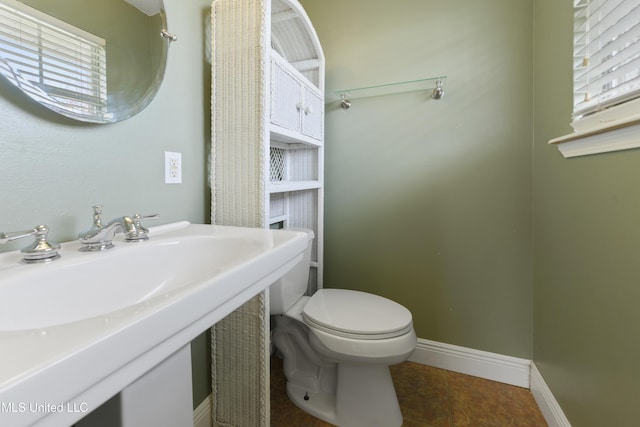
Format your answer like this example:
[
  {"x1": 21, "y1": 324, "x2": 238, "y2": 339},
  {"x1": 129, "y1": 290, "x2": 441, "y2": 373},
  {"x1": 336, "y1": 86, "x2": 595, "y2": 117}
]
[{"x1": 0, "y1": 0, "x2": 172, "y2": 123}]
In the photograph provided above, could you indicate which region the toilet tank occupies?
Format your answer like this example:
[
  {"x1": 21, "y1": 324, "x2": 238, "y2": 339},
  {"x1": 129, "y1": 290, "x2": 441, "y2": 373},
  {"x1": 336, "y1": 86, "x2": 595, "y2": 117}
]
[{"x1": 269, "y1": 228, "x2": 314, "y2": 315}]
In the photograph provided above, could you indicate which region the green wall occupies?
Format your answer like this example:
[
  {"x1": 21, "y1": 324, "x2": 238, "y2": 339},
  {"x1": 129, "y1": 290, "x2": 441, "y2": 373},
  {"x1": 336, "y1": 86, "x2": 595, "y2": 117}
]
[
  {"x1": 0, "y1": 0, "x2": 212, "y2": 409},
  {"x1": 533, "y1": 1, "x2": 640, "y2": 426},
  {"x1": 0, "y1": 0, "x2": 211, "y2": 243},
  {"x1": 301, "y1": 0, "x2": 534, "y2": 358}
]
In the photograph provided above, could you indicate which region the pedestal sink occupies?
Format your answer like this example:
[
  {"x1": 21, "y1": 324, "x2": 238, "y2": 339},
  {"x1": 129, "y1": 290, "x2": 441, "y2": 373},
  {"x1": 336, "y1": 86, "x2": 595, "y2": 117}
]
[{"x1": 0, "y1": 221, "x2": 307, "y2": 427}]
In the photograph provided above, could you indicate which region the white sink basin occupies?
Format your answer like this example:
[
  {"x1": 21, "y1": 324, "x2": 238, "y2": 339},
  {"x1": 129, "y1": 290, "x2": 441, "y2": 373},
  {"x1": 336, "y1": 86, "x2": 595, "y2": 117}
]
[
  {"x1": 1, "y1": 226, "x2": 271, "y2": 331},
  {"x1": 0, "y1": 221, "x2": 307, "y2": 427}
]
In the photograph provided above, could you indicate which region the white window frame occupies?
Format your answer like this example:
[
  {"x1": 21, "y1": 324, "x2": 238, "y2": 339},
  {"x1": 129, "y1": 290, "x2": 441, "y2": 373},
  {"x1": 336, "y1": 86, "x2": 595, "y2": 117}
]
[{"x1": 550, "y1": 0, "x2": 640, "y2": 158}]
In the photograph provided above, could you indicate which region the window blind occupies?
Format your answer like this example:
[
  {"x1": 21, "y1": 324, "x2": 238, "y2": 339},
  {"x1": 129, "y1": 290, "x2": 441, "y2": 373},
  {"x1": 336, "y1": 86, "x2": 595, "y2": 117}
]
[
  {"x1": 573, "y1": 0, "x2": 640, "y2": 122},
  {"x1": 0, "y1": 0, "x2": 107, "y2": 119}
]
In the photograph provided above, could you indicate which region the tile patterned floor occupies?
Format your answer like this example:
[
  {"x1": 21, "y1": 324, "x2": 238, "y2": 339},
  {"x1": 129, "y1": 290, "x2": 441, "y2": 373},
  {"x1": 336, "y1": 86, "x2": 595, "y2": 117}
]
[{"x1": 271, "y1": 356, "x2": 548, "y2": 427}]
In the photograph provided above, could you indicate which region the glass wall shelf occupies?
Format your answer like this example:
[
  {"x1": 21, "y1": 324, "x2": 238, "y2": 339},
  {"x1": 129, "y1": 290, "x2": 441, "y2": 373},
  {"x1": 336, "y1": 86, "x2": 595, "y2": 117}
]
[{"x1": 335, "y1": 76, "x2": 446, "y2": 109}]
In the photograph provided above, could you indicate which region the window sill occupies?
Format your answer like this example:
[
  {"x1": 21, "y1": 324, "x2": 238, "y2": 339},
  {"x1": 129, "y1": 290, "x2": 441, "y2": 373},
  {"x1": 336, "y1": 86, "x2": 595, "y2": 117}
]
[{"x1": 549, "y1": 117, "x2": 640, "y2": 158}]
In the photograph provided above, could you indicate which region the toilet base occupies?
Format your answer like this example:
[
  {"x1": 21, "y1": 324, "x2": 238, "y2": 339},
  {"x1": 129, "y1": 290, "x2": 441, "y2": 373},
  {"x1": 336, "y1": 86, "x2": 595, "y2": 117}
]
[
  {"x1": 287, "y1": 382, "x2": 337, "y2": 424},
  {"x1": 286, "y1": 362, "x2": 403, "y2": 427}
]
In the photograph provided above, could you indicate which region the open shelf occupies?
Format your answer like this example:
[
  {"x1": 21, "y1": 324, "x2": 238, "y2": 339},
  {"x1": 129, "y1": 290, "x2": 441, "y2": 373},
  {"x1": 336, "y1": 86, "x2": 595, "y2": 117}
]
[
  {"x1": 268, "y1": 180, "x2": 321, "y2": 193},
  {"x1": 270, "y1": 125, "x2": 323, "y2": 147}
]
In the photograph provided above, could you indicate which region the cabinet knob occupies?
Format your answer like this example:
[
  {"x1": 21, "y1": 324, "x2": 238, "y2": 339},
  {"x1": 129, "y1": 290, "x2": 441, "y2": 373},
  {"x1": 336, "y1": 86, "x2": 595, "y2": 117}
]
[{"x1": 304, "y1": 105, "x2": 313, "y2": 115}]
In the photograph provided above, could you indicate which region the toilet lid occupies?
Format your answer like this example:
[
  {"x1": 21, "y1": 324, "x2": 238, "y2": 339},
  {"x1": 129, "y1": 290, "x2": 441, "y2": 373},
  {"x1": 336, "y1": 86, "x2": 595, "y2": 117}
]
[{"x1": 302, "y1": 289, "x2": 413, "y2": 339}]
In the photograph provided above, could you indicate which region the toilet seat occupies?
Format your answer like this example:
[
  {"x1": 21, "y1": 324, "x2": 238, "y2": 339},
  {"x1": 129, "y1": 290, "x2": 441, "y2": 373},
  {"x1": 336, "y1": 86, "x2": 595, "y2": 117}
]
[{"x1": 302, "y1": 289, "x2": 413, "y2": 340}]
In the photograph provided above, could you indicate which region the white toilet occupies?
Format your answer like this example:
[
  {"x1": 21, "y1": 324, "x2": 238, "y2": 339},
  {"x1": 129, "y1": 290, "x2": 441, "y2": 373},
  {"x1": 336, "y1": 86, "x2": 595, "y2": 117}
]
[{"x1": 270, "y1": 229, "x2": 416, "y2": 427}]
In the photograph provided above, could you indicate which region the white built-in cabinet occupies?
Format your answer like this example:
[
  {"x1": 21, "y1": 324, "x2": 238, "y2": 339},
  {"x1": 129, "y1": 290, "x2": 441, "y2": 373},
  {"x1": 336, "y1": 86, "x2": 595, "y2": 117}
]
[
  {"x1": 269, "y1": 53, "x2": 324, "y2": 289},
  {"x1": 267, "y1": 0, "x2": 325, "y2": 292},
  {"x1": 212, "y1": 0, "x2": 324, "y2": 292},
  {"x1": 211, "y1": 0, "x2": 324, "y2": 424}
]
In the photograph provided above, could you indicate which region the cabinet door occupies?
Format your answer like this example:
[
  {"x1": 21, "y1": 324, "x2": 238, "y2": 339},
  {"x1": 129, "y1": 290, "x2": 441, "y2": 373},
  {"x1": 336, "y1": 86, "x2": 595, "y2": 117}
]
[
  {"x1": 301, "y1": 87, "x2": 323, "y2": 141},
  {"x1": 271, "y1": 59, "x2": 302, "y2": 133}
]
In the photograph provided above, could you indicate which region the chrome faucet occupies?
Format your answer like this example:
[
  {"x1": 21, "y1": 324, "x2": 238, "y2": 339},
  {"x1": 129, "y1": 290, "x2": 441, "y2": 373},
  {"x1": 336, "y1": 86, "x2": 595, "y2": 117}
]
[
  {"x1": 0, "y1": 224, "x2": 61, "y2": 263},
  {"x1": 78, "y1": 205, "x2": 159, "y2": 251}
]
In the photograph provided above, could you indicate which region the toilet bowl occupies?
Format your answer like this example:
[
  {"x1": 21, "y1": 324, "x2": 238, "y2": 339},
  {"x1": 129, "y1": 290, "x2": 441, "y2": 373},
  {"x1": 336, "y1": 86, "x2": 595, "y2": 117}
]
[{"x1": 270, "y1": 229, "x2": 416, "y2": 427}]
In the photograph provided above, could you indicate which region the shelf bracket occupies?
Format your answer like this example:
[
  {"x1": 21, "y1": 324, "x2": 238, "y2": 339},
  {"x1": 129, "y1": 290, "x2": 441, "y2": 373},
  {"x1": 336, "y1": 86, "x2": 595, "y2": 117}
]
[{"x1": 340, "y1": 93, "x2": 352, "y2": 110}]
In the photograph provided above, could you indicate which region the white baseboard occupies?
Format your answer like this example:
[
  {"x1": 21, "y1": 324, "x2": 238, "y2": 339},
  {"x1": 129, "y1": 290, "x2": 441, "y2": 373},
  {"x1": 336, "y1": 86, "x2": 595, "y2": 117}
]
[
  {"x1": 530, "y1": 363, "x2": 572, "y2": 427},
  {"x1": 408, "y1": 338, "x2": 532, "y2": 388},
  {"x1": 193, "y1": 395, "x2": 212, "y2": 427},
  {"x1": 194, "y1": 339, "x2": 571, "y2": 427}
]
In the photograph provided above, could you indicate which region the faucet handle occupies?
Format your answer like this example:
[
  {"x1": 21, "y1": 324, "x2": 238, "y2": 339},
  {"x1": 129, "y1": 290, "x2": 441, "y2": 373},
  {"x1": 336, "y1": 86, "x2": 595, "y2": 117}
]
[
  {"x1": 91, "y1": 205, "x2": 104, "y2": 227},
  {"x1": 124, "y1": 213, "x2": 159, "y2": 242},
  {"x1": 1, "y1": 227, "x2": 38, "y2": 244},
  {"x1": 134, "y1": 213, "x2": 160, "y2": 222},
  {"x1": 0, "y1": 225, "x2": 61, "y2": 263}
]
